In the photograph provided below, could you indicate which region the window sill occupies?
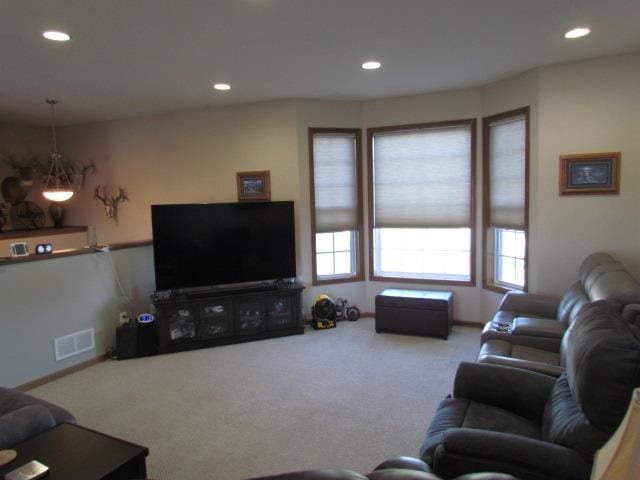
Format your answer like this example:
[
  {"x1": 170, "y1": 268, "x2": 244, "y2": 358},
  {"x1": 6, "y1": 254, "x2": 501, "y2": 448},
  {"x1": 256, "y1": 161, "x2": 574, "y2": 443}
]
[
  {"x1": 483, "y1": 281, "x2": 526, "y2": 294},
  {"x1": 313, "y1": 274, "x2": 364, "y2": 286},
  {"x1": 370, "y1": 274, "x2": 474, "y2": 287}
]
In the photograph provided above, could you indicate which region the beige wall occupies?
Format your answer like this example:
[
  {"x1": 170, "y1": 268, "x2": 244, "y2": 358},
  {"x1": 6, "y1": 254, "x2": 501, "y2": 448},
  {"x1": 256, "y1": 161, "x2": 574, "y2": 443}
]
[
  {"x1": 533, "y1": 52, "x2": 640, "y2": 292},
  {"x1": 58, "y1": 100, "x2": 300, "y2": 245},
  {"x1": 2, "y1": 52, "x2": 639, "y2": 385}
]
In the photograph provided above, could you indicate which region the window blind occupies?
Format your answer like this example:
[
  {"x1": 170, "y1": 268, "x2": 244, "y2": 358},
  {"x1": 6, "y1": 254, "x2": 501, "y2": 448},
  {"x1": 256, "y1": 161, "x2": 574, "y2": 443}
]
[
  {"x1": 372, "y1": 124, "x2": 472, "y2": 228},
  {"x1": 489, "y1": 115, "x2": 526, "y2": 229},
  {"x1": 312, "y1": 133, "x2": 358, "y2": 233}
]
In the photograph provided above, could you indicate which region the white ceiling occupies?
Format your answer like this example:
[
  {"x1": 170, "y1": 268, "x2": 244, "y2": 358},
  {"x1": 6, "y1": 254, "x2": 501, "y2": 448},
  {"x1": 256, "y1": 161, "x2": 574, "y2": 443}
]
[{"x1": 2, "y1": 0, "x2": 640, "y2": 126}]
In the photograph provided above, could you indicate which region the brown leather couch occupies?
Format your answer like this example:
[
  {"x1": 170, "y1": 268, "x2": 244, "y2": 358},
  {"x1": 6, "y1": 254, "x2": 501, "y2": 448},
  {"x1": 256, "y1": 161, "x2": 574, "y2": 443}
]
[{"x1": 246, "y1": 456, "x2": 518, "y2": 480}]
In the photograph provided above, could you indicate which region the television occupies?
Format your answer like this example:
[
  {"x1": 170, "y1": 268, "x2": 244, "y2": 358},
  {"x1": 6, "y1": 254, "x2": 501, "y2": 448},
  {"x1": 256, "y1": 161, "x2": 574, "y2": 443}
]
[{"x1": 151, "y1": 201, "x2": 296, "y2": 291}]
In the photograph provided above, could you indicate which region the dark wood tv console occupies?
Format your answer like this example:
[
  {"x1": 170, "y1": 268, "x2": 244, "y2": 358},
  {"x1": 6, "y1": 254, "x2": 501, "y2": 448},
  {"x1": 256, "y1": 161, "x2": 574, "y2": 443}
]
[{"x1": 153, "y1": 283, "x2": 305, "y2": 354}]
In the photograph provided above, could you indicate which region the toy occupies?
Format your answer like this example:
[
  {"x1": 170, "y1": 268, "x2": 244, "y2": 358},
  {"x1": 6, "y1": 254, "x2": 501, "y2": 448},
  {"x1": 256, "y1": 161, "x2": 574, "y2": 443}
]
[
  {"x1": 311, "y1": 294, "x2": 336, "y2": 329},
  {"x1": 335, "y1": 298, "x2": 360, "y2": 321}
]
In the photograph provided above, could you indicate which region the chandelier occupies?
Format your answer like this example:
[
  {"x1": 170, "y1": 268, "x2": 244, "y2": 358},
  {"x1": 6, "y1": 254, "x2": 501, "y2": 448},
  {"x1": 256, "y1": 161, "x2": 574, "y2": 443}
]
[{"x1": 42, "y1": 99, "x2": 74, "y2": 202}]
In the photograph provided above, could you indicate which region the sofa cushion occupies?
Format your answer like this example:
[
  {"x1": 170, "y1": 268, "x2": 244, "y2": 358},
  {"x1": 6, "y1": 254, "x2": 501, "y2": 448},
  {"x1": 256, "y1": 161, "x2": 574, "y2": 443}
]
[
  {"x1": 421, "y1": 397, "x2": 541, "y2": 464},
  {"x1": 0, "y1": 404, "x2": 55, "y2": 449},
  {"x1": 563, "y1": 301, "x2": 640, "y2": 433},
  {"x1": 0, "y1": 387, "x2": 75, "y2": 425}
]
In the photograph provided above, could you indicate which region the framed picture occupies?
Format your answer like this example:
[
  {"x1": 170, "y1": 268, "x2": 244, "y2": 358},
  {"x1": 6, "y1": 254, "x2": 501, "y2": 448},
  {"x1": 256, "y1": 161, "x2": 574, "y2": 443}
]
[
  {"x1": 236, "y1": 170, "x2": 271, "y2": 202},
  {"x1": 559, "y1": 152, "x2": 620, "y2": 195}
]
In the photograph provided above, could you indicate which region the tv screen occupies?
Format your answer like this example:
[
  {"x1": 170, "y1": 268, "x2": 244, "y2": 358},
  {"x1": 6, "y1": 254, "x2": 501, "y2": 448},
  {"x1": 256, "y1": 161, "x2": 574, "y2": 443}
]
[{"x1": 151, "y1": 201, "x2": 296, "y2": 290}]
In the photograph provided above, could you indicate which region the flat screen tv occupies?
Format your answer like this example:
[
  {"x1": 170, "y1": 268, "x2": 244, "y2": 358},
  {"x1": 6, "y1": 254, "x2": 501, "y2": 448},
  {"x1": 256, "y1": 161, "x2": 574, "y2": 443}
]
[{"x1": 151, "y1": 201, "x2": 296, "y2": 291}]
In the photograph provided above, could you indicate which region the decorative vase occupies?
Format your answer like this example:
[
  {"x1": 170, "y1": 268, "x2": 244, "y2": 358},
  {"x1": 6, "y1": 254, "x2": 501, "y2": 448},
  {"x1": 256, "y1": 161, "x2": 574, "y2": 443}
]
[{"x1": 49, "y1": 203, "x2": 65, "y2": 228}]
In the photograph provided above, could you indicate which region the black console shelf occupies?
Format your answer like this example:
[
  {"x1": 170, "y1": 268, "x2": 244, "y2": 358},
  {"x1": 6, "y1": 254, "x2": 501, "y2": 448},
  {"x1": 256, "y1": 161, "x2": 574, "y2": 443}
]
[{"x1": 152, "y1": 283, "x2": 305, "y2": 355}]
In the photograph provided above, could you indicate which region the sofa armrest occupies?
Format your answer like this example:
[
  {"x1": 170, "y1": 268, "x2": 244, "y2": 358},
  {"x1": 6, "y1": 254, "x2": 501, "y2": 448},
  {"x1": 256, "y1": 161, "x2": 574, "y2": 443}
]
[
  {"x1": 498, "y1": 292, "x2": 560, "y2": 318},
  {"x1": 452, "y1": 362, "x2": 556, "y2": 422},
  {"x1": 0, "y1": 404, "x2": 55, "y2": 449},
  {"x1": 511, "y1": 317, "x2": 565, "y2": 338},
  {"x1": 436, "y1": 429, "x2": 591, "y2": 480},
  {"x1": 246, "y1": 470, "x2": 369, "y2": 480}
]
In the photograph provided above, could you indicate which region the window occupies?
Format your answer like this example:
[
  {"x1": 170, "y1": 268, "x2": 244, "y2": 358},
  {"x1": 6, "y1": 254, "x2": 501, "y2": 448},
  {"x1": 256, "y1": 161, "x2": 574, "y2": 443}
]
[
  {"x1": 483, "y1": 107, "x2": 529, "y2": 291},
  {"x1": 309, "y1": 128, "x2": 363, "y2": 284},
  {"x1": 368, "y1": 120, "x2": 476, "y2": 284}
]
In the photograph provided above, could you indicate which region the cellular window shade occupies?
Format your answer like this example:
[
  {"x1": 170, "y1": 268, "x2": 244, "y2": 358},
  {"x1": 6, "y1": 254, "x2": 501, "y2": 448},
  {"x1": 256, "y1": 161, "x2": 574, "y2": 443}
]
[
  {"x1": 373, "y1": 125, "x2": 472, "y2": 228},
  {"x1": 489, "y1": 115, "x2": 526, "y2": 229},
  {"x1": 312, "y1": 133, "x2": 358, "y2": 233}
]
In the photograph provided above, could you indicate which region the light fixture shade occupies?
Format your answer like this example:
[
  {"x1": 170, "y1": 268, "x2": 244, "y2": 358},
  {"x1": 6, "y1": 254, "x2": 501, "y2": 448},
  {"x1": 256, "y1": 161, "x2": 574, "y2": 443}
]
[
  {"x1": 591, "y1": 388, "x2": 640, "y2": 479},
  {"x1": 43, "y1": 189, "x2": 74, "y2": 202},
  {"x1": 43, "y1": 99, "x2": 74, "y2": 202}
]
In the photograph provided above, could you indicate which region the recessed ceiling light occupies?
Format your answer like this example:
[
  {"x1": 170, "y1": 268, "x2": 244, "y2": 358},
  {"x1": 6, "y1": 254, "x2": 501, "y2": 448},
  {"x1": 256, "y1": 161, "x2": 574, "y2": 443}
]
[
  {"x1": 362, "y1": 61, "x2": 381, "y2": 70},
  {"x1": 43, "y1": 30, "x2": 71, "y2": 42},
  {"x1": 213, "y1": 83, "x2": 231, "y2": 91},
  {"x1": 564, "y1": 27, "x2": 590, "y2": 39}
]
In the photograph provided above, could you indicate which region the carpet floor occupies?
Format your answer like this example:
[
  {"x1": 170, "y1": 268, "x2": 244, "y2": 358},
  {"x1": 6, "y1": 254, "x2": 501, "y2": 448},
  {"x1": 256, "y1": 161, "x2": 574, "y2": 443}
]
[{"x1": 30, "y1": 318, "x2": 480, "y2": 480}]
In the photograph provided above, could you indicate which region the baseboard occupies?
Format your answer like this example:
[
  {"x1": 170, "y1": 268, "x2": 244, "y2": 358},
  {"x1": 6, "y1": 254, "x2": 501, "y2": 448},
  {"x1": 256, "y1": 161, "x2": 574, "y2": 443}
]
[
  {"x1": 16, "y1": 353, "x2": 110, "y2": 392},
  {"x1": 453, "y1": 320, "x2": 483, "y2": 328}
]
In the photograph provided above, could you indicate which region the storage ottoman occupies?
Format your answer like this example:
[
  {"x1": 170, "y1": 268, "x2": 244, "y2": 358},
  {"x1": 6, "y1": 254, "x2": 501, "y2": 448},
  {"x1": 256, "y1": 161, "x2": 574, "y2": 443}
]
[{"x1": 375, "y1": 289, "x2": 453, "y2": 339}]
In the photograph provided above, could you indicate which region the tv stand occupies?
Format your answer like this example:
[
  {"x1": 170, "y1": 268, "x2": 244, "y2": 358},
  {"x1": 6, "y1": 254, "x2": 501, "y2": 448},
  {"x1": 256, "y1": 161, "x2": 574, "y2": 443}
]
[{"x1": 152, "y1": 283, "x2": 305, "y2": 355}]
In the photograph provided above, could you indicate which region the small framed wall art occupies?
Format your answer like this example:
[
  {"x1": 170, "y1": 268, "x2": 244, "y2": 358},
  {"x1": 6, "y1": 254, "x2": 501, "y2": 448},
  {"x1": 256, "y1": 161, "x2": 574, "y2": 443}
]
[
  {"x1": 559, "y1": 152, "x2": 620, "y2": 195},
  {"x1": 236, "y1": 170, "x2": 271, "y2": 202}
]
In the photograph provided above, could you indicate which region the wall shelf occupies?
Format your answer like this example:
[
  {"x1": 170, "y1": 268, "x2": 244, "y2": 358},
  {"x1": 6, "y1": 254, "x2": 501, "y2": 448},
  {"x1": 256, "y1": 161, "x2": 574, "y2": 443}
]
[{"x1": 0, "y1": 239, "x2": 152, "y2": 265}]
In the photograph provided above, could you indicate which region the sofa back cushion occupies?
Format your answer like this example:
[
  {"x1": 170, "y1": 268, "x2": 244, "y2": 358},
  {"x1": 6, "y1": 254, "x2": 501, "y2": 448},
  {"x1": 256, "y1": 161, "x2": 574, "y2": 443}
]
[
  {"x1": 548, "y1": 301, "x2": 640, "y2": 456},
  {"x1": 557, "y1": 281, "x2": 589, "y2": 326},
  {"x1": 542, "y1": 374, "x2": 609, "y2": 457},
  {"x1": 580, "y1": 256, "x2": 640, "y2": 308},
  {"x1": 567, "y1": 301, "x2": 640, "y2": 427}
]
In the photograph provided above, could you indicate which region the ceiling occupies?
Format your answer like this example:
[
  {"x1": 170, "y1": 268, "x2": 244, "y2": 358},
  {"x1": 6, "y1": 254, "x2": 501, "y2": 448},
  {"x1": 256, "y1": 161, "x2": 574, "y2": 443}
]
[{"x1": 2, "y1": 0, "x2": 640, "y2": 126}]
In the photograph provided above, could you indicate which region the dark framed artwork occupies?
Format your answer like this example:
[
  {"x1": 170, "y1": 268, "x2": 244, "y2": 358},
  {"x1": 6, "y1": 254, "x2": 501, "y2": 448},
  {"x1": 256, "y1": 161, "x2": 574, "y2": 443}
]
[
  {"x1": 559, "y1": 152, "x2": 620, "y2": 195},
  {"x1": 236, "y1": 170, "x2": 271, "y2": 202}
]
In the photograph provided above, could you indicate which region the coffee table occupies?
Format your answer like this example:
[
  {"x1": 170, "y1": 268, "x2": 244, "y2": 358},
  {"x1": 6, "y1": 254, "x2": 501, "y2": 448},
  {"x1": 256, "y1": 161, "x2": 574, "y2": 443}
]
[{"x1": 0, "y1": 423, "x2": 148, "y2": 480}]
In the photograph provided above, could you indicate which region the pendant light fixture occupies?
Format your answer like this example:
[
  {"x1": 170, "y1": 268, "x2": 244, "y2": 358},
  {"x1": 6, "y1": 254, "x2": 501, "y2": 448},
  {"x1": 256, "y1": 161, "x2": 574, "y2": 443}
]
[{"x1": 42, "y1": 99, "x2": 74, "y2": 202}]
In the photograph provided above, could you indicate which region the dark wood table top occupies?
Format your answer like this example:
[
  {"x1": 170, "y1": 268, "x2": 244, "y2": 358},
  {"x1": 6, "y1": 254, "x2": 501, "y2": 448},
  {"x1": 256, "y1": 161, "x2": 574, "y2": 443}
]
[{"x1": 0, "y1": 423, "x2": 148, "y2": 480}]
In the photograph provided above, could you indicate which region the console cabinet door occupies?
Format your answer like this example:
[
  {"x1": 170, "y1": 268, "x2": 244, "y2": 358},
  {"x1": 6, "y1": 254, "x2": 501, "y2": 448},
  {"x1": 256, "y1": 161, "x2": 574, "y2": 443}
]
[
  {"x1": 266, "y1": 294, "x2": 297, "y2": 330},
  {"x1": 162, "y1": 304, "x2": 197, "y2": 344},
  {"x1": 199, "y1": 300, "x2": 233, "y2": 339},
  {"x1": 234, "y1": 297, "x2": 267, "y2": 335}
]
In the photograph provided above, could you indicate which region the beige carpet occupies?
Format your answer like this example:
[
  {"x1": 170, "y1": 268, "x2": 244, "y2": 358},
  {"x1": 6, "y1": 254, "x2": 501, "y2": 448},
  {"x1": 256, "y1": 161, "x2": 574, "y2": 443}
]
[{"x1": 30, "y1": 318, "x2": 480, "y2": 479}]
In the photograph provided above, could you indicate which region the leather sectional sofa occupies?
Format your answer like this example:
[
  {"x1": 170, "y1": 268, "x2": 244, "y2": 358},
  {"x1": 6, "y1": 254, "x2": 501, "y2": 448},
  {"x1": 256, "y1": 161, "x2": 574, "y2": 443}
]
[
  {"x1": 421, "y1": 300, "x2": 640, "y2": 479},
  {"x1": 477, "y1": 252, "x2": 640, "y2": 375}
]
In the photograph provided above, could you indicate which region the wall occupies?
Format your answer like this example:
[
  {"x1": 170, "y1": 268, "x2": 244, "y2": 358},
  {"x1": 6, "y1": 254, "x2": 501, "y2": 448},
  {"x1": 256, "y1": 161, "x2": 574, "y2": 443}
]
[
  {"x1": 2, "y1": 52, "x2": 639, "y2": 386},
  {"x1": 0, "y1": 124, "x2": 53, "y2": 234},
  {"x1": 0, "y1": 246, "x2": 153, "y2": 387},
  {"x1": 533, "y1": 52, "x2": 640, "y2": 292},
  {"x1": 58, "y1": 100, "x2": 300, "y2": 244}
]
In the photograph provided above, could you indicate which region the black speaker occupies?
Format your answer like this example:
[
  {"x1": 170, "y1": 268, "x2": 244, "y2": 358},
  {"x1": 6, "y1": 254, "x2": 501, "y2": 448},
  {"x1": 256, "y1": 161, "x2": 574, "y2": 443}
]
[
  {"x1": 116, "y1": 322, "x2": 137, "y2": 360},
  {"x1": 136, "y1": 317, "x2": 158, "y2": 357}
]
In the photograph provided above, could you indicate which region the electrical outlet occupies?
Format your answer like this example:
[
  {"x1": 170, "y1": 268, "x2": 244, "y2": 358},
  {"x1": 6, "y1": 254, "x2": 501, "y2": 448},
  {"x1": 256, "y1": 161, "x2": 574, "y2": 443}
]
[{"x1": 119, "y1": 312, "x2": 131, "y2": 325}]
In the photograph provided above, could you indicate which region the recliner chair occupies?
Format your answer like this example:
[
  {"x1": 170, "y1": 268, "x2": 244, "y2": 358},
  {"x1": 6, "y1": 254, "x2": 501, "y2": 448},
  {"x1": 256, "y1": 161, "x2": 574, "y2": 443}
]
[
  {"x1": 246, "y1": 456, "x2": 518, "y2": 480},
  {"x1": 421, "y1": 301, "x2": 640, "y2": 480}
]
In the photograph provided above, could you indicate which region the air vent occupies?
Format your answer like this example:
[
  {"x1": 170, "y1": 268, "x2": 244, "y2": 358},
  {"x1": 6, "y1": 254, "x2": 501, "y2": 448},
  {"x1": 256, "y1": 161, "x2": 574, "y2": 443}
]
[{"x1": 54, "y1": 328, "x2": 96, "y2": 361}]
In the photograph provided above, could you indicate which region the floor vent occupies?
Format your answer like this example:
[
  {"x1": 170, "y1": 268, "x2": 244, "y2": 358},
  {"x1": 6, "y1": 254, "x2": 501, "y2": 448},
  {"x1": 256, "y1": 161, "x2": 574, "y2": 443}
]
[{"x1": 54, "y1": 328, "x2": 96, "y2": 361}]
